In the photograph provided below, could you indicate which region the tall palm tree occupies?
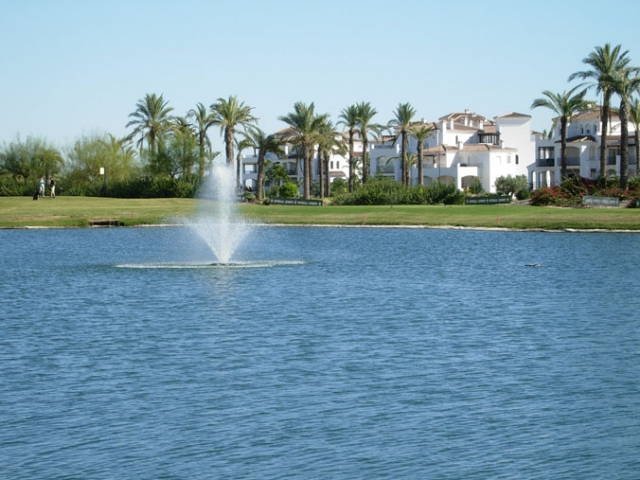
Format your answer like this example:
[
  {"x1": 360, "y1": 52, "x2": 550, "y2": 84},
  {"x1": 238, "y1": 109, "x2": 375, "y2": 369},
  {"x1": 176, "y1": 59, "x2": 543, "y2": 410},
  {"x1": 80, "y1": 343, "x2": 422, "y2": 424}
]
[
  {"x1": 389, "y1": 102, "x2": 417, "y2": 186},
  {"x1": 629, "y1": 98, "x2": 640, "y2": 174},
  {"x1": 126, "y1": 93, "x2": 174, "y2": 163},
  {"x1": 610, "y1": 69, "x2": 640, "y2": 189},
  {"x1": 338, "y1": 104, "x2": 360, "y2": 192},
  {"x1": 279, "y1": 102, "x2": 328, "y2": 199},
  {"x1": 242, "y1": 127, "x2": 285, "y2": 202},
  {"x1": 210, "y1": 95, "x2": 257, "y2": 167},
  {"x1": 569, "y1": 44, "x2": 632, "y2": 180},
  {"x1": 356, "y1": 102, "x2": 384, "y2": 185},
  {"x1": 235, "y1": 136, "x2": 253, "y2": 192},
  {"x1": 410, "y1": 123, "x2": 435, "y2": 186},
  {"x1": 188, "y1": 102, "x2": 215, "y2": 177},
  {"x1": 531, "y1": 86, "x2": 590, "y2": 180},
  {"x1": 316, "y1": 118, "x2": 346, "y2": 198}
]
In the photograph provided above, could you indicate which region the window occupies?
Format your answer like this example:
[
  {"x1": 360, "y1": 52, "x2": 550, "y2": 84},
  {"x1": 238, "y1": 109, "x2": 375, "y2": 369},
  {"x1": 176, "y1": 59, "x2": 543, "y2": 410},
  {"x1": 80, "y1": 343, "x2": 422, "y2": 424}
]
[
  {"x1": 337, "y1": 161, "x2": 340, "y2": 168},
  {"x1": 330, "y1": 161, "x2": 334, "y2": 169},
  {"x1": 516, "y1": 155, "x2": 519, "y2": 165}
]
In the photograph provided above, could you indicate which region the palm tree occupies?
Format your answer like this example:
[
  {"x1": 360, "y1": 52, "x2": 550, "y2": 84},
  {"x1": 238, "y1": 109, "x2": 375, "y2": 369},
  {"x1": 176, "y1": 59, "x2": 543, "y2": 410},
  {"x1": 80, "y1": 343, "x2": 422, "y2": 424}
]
[
  {"x1": 188, "y1": 102, "x2": 215, "y2": 177},
  {"x1": 531, "y1": 86, "x2": 590, "y2": 180},
  {"x1": 410, "y1": 123, "x2": 435, "y2": 186},
  {"x1": 389, "y1": 102, "x2": 417, "y2": 186},
  {"x1": 126, "y1": 93, "x2": 174, "y2": 164},
  {"x1": 316, "y1": 118, "x2": 346, "y2": 198},
  {"x1": 338, "y1": 104, "x2": 360, "y2": 192},
  {"x1": 210, "y1": 95, "x2": 257, "y2": 168},
  {"x1": 610, "y1": 69, "x2": 640, "y2": 189},
  {"x1": 235, "y1": 136, "x2": 253, "y2": 193},
  {"x1": 630, "y1": 98, "x2": 640, "y2": 174},
  {"x1": 98, "y1": 134, "x2": 137, "y2": 182},
  {"x1": 569, "y1": 44, "x2": 632, "y2": 180},
  {"x1": 243, "y1": 127, "x2": 286, "y2": 201},
  {"x1": 356, "y1": 102, "x2": 384, "y2": 185},
  {"x1": 279, "y1": 102, "x2": 328, "y2": 199}
]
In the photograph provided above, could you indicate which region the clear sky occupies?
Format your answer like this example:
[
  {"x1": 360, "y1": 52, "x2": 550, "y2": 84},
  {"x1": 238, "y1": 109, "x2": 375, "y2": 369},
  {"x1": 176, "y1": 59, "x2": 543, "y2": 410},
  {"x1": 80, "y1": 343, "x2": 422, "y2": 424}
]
[{"x1": 1, "y1": 0, "x2": 639, "y2": 153}]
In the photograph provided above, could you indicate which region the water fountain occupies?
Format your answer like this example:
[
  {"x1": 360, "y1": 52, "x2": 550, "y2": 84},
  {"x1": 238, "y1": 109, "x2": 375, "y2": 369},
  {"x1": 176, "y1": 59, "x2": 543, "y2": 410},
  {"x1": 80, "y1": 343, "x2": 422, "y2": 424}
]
[{"x1": 190, "y1": 162, "x2": 252, "y2": 265}]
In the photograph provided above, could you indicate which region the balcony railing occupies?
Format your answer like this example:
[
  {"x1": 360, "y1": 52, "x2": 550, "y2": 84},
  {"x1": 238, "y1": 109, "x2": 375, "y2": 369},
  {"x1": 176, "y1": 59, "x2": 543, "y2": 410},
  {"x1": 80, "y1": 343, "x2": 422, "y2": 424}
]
[{"x1": 537, "y1": 158, "x2": 554, "y2": 167}]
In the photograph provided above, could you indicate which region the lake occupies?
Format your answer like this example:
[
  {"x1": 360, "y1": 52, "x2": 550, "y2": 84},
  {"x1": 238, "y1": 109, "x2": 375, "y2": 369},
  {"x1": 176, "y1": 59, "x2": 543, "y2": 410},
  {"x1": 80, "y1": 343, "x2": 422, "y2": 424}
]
[{"x1": 1, "y1": 225, "x2": 639, "y2": 479}]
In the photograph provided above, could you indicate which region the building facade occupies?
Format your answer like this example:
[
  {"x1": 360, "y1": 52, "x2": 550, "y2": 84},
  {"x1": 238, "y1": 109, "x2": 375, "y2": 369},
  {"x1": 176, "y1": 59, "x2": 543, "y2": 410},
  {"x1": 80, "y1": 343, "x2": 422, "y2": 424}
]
[
  {"x1": 240, "y1": 109, "x2": 537, "y2": 195},
  {"x1": 529, "y1": 107, "x2": 638, "y2": 188}
]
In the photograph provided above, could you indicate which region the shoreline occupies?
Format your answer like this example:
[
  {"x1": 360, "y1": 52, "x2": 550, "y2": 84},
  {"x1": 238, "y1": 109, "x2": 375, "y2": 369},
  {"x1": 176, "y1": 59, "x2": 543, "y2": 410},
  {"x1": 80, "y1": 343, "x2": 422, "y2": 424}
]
[{"x1": 4, "y1": 223, "x2": 640, "y2": 234}]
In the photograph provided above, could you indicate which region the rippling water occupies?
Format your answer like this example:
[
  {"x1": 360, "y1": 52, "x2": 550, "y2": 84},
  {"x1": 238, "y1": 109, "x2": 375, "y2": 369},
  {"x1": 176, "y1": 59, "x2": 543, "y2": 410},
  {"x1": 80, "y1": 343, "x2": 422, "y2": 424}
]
[{"x1": 1, "y1": 226, "x2": 639, "y2": 479}]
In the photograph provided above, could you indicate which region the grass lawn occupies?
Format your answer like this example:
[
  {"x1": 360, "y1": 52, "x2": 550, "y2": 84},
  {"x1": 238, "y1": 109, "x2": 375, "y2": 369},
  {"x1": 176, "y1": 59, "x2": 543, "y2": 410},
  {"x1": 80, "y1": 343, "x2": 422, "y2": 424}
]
[{"x1": 1, "y1": 196, "x2": 640, "y2": 230}]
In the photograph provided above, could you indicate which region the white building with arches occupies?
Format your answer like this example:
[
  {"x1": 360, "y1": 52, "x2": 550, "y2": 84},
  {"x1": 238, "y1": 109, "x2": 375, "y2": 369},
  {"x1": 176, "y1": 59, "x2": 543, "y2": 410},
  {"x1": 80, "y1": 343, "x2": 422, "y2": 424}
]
[{"x1": 370, "y1": 110, "x2": 535, "y2": 193}]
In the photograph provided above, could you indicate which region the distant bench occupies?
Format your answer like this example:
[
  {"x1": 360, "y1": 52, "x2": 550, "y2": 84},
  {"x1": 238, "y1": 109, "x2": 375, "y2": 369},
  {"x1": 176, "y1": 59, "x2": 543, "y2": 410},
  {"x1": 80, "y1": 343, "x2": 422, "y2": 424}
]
[
  {"x1": 465, "y1": 196, "x2": 511, "y2": 205},
  {"x1": 582, "y1": 196, "x2": 620, "y2": 207},
  {"x1": 270, "y1": 198, "x2": 323, "y2": 206}
]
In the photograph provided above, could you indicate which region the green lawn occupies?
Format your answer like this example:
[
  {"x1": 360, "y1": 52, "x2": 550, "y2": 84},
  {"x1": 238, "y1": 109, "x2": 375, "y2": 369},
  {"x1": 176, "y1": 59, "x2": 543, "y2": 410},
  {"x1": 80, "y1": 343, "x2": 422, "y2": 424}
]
[{"x1": 2, "y1": 196, "x2": 640, "y2": 230}]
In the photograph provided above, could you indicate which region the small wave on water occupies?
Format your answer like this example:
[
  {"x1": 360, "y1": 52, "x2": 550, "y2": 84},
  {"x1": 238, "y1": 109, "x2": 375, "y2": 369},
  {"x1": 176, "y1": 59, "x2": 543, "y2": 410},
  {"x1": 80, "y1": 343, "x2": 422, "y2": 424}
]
[{"x1": 114, "y1": 260, "x2": 306, "y2": 269}]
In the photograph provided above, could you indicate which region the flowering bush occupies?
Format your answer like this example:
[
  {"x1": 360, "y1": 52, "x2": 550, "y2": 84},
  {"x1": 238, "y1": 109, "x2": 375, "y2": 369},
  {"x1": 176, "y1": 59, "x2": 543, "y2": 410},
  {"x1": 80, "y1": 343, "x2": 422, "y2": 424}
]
[{"x1": 531, "y1": 176, "x2": 640, "y2": 207}]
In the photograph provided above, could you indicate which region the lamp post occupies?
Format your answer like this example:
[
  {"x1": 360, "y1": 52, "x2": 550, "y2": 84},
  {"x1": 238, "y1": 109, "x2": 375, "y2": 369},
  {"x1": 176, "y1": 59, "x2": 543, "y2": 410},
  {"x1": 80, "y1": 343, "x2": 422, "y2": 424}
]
[{"x1": 100, "y1": 167, "x2": 106, "y2": 196}]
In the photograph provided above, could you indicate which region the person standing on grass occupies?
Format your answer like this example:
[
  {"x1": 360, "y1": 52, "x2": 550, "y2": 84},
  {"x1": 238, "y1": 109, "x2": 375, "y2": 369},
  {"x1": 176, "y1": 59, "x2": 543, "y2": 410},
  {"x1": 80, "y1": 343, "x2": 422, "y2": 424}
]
[
  {"x1": 49, "y1": 176, "x2": 55, "y2": 198},
  {"x1": 39, "y1": 176, "x2": 45, "y2": 197}
]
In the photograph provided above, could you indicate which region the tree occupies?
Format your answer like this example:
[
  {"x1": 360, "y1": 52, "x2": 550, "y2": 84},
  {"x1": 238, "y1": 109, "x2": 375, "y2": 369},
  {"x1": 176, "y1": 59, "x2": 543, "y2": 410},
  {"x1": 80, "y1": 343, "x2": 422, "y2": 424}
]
[
  {"x1": 356, "y1": 102, "x2": 384, "y2": 185},
  {"x1": 211, "y1": 95, "x2": 256, "y2": 169},
  {"x1": 188, "y1": 102, "x2": 215, "y2": 177},
  {"x1": 389, "y1": 102, "x2": 417, "y2": 186},
  {"x1": 338, "y1": 104, "x2": 359, "y2": 192},
  {"x1": 531, "y1": 86, "x2": 590, "y2": 180},
  {"x1": 569, "y1": 44, "x2": 632, "y2": 180},
  {"x1": 126, "y1": 93, "x2": 174, "y2": 170},
  {"x1": 279, "y1": 102, "x2": 328, "y2": 199},
  {"x1": 495, "y1": 175, "x2": 528, "y2": 197},
  {"x1": 0, "y1": 136, "x2": 63, "y2": 182},
  {"x1": 235, "y1": 136, "x2": 253, "y2": 193},
  {"x1": 410, "y1": 123, "x2": 435, "y2": 186},
  {"x1": 610, "y1": 69, "x2": 640, "y2": 189},
  {"x1": 65, "y1": 133, "x2": 137, "y2": 188},
  {"x1": 630, "y1": 98, "x2": 640, "y2": 173},
  {"x1": 243, "y1": 127, "x2": 286, "y2": 201},
  {"x1": 316, "y1": 118, "x2": 346, "y2": 198}
]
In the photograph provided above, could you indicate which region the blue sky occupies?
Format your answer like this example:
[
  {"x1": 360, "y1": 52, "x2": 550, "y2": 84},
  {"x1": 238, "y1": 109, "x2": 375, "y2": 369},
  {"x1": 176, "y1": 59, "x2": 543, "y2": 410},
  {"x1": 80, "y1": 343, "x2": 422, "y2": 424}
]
[{"x1": 1, "y1": 0, "x2": 639, "y2": 153}]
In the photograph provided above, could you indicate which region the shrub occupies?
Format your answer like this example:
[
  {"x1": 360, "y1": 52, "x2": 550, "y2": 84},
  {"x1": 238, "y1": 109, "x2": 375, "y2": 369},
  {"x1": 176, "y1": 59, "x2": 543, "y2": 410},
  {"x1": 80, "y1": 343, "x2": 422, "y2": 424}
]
[{"x1": 278, "y1": 182, "x2": 299, "y2": 198}]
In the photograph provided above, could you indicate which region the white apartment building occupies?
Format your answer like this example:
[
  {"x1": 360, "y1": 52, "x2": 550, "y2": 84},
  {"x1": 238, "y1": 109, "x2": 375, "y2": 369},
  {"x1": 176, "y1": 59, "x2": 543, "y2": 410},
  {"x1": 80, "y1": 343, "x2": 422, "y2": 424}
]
[
  {"x1": 240, "y1": 109, "x2": 537, "y2": 195},
  {"x1": 370, "y1": 110, "x2": 535, "y2": 193},
  {"x1": 529, "y1": 107, "x2": 638, "y2": 188}
]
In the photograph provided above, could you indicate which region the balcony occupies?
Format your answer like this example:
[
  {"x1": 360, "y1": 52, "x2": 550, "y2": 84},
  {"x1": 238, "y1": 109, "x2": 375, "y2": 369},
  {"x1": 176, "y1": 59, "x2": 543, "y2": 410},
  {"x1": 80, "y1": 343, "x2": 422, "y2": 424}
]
[{"x1": 537, "y1": 158, "x2": 554, "y2": 167}]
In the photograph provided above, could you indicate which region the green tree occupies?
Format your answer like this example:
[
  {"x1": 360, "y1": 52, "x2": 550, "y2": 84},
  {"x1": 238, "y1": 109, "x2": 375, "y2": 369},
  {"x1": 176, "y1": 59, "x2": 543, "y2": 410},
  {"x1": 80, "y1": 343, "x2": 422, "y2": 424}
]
[
  {"x1": 235, "y1": 136, "x2": 253, "y2": 193},
  {"x1": 243, "y1": 127, "x2": 286, "y2": 201},
  {"x1": 279, "y1": 102, "x2": 328, "y2": 199},
  {"x1": 389, "y1": 102, "x2": 417, "y2": 186},
  {"x1": 316, "y1": 118, "x2": 346, "y2": 198},
  {"x1": 338, "y1": 104, "x2": 360, "y2": 192},
  {"x1": 569, "y1": 44, "x2": 632, "y2": 179},
  {"x1": 210, "y1": 95, "x2": 257, "y2": 169},
  {"x1": 356, "y1": 102, "x2": 384, "y2": 185},
  {"x1": 188, "y1": 102, "x2": 215, "y2": 177},
  {"x1": 610, "y1": 69, "x2": 640, "y2": 189},
  {"x1": 65, "y1": 133, "x2": 138, "y2": 194},
  {"x1": 0, "y1": 136, "x2": 63, "y2": 182},
  {"x1": 531, "y1": 86, "x2": 590, "y2": 180},
  {"x1": 126, "y1": 93, "x2": 174, "y2": 171},
  {"x1": 265, "y1": 163, "x2": 290, "y2": 189},
  {"x1": 495, "y1": 175, "x2": 528, "y2": 197},
  {"x1": 410, "y1": 123, "x2": 435, "y2": 186},
  {"x1": 630, "y1": 98, "x2": 640, "y2": 173}
]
